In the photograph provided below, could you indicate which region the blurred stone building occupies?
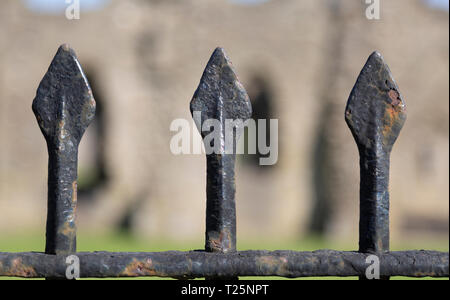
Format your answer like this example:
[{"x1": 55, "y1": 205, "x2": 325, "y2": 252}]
[{"x1": 0, "y1": 0, "x2": 448, "y2": 245}]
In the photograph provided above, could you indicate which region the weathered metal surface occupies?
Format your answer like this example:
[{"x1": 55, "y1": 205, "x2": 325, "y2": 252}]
[
  {"x1": 190, "y1": 48, "x2": 252, "y2": 254},
  {"x1": 1, "y1": 47, "x2": 442, "y2": 281},
  {"x1": 0, "y1": 250, "x2": 447, "y2": 279},
  {"x1": 32, "y1": 44, "x2": 96, "y2": 255},
  {"x1": 345, "y1": 52, "x2": 406, "y2": 255}
]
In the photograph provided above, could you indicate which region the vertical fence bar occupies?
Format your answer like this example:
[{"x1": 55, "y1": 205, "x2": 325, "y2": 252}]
[
  {"x1": 345, "y1": 52, "x2": 406, "y2": 278},
  {"x1": 32, "y1": 44, "x2": 96, "y2": 257},
  {"x1": 190, "y1": 48, "x2": 252, "y2": 278}
]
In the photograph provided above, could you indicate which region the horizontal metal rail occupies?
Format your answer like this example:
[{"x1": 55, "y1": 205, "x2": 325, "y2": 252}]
[{"x1": 0, "y1": 250, "x2": 447, "y2": 279}]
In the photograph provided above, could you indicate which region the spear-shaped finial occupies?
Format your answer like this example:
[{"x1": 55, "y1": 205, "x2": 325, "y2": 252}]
[
  {"x1": 345, "y1": 52, "x2": 406, "y2": 254},
  {"x1": 32, "y1": 44, "x2": 96, "y2": 255},
  {"x1": 191, "y1": 48, "x2": 252, "y2": 254}
]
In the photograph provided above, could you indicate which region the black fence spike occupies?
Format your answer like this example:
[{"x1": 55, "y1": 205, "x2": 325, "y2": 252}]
[
  {"x1": 345, "y1": 51, "x2": 407, "y2": 255},
  {"x1": 32, "y1": 44, "x2": 96, "y2": 256},
  {"x1": 190, "y1": 47, "x2": 252, "y2": 254}
]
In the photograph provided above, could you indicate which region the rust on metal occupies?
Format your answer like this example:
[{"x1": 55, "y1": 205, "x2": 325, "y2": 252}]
[
  {"x1": 0, "y1": 47, "x2": 445, "y2": 281},
  {"x1": 32, "y1": 44, "x2": 96, "y2": 256},
  {"x1": 256, "y1": 255, "x2": 289, "y2": 276},
  {"x1": 0, "y1": 251, "x2": 447, "y2": 279},
  {"x1": 190, "y1": 48, "x2": 252, "y2": 254},
  {"x1": 0, "y1": 258, "x2": 38, "y2": 278},
  {"x1": 121, "y1": 258, "x2": 158, "y2": 277},
  {"x1": 345, "y1": 51, "x2": 406, "y2": 255}
]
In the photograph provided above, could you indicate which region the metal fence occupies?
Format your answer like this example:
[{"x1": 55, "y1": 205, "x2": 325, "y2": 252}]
[{"x1": 0, "y1": 45, "x2": 448, "y2": 279}]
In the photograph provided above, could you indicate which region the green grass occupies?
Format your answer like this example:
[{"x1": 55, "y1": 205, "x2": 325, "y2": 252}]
[{"x1": 0, "y1": 231, "x2": 448, "y2": 280}]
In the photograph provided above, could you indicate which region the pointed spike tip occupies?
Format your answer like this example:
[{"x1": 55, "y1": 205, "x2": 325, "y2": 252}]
[
  {"x1": 365, "y1": 51, "x2": 393, "y2": 78},
  {"x1": 214, "y1": 46, "x2": 225, "y2": 55},
  {"x1": 32, "y1": 45, "x2": 96, "y2": 143},
  {"x1": 211, "y1": 47, "x2": 230, "y2": 63},
  {"x1": 369, "y1": 50, "x2": 383, "y2": 60},
  {"x1": 190, "y1": 48, "x2": 252, "y2": 135},
  {"x1": 56, "y1": 43, "x2": 78, "y2": 59},
  {"x1": 60, "y1": 43, "x2": 71, "y2": 52},
  {"x1": 345, "y1": 51, "x2": 406, "y2": 150}
]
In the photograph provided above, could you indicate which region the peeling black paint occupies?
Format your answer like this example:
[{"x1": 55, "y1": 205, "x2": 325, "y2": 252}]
[
  {"x1": 190, "y1": 48, "x2": 252, "y2": 254},
  {"x1": 345, "y1": 52, "x2": 406, "y2": 255},
  {"x1": 32, "y1": 44, "x2": 96, "y2": 255},
  {"x1": 0, "y1": 251, "x2": 447, "y2": 279},
  {"x1": 0, "y1": 47, "x2": 442, "y2": 281}
]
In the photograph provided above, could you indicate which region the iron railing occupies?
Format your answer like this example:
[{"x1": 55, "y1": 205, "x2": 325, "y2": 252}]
[{"x1": 0, "y1": 45, "x2": 448, "y2": 279}]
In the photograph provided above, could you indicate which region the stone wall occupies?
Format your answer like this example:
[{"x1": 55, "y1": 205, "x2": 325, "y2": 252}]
[{"x1": 0, "y1": 0, "x2": 448, "y2": 243}]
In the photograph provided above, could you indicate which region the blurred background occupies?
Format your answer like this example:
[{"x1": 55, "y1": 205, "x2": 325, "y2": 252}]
[{"x1": 0, "y1": 0, "x2": 448, "y2": 256}]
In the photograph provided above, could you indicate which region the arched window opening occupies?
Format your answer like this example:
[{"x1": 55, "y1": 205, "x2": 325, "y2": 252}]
[
  {"x1": 242, "y1": 75, "x2": 275, "y2": 168},
  {"x1": 77, "y1": 69, "x2": 109, "y2": 202}
]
